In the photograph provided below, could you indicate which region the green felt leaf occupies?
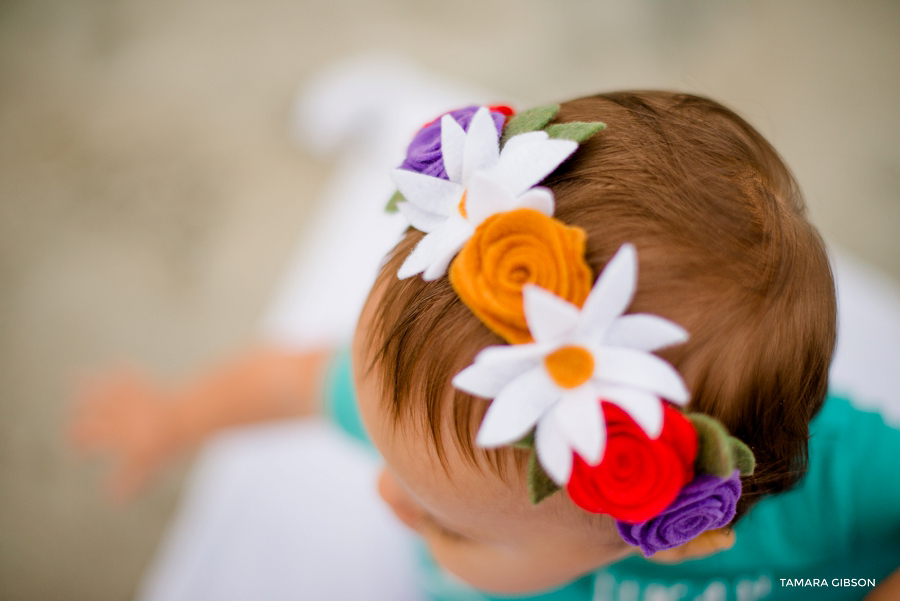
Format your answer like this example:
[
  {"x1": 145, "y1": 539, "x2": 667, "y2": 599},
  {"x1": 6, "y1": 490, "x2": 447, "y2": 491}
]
[
  {"x1": 688, "y1": 413, "x2": 757, "y2": 479},
  {"x1": 384, "y1": 190, "x2": 405, "y2": 213},
  {"x1": 500, "y1": 104, "x2": 560, "y2": 147},
  {"x1": 527, "y1": 450, "x2": 560, "y2": 504},
  {"x1": 688, "y1": 413, "x2": 734, "y2": 479},
  {"x1": 729, "y1": 437, "x2": 756, "y2": 476},
  {"x1": 512, "y1": 430, "x2": 535, "y2": 450},
  {"x1": 544, "y1": 121, "x2": 606, "y2": 143}
]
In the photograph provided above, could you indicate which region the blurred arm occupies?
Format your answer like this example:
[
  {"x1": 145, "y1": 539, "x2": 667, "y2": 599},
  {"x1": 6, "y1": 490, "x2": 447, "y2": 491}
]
[
  {"x1": 69, "y1": 346, "x2": 332, "y2": 502},
  {"x1": 172, "y1": 347, "x2": 332, "y2": 442}
]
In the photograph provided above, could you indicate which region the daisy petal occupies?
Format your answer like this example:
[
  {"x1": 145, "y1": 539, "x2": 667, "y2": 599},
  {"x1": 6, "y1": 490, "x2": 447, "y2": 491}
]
[
  {"x1": 500, "y1": 130, "x2": 549, "y2": 154},
  {"x1": 440, "y1": 114, "x2": 466, "y2": 183},
  {"x1": 476, "y1": 369, "x2": 559, "y2": 448},
  {"x1": 523, "y1": 284, "x2": 580, "y2": 342},
  {"x1": 462, "y1": 107, "x2": 500, "y2": 183},
  {"x1": 490, "y1": 132, "x2": 578, "y2": 196},
  {"x1": 453, "y1": 346, "x2": 543, "y2": 399},
  {"x1": 603, "y1": 314, "x2": 689, "y2": 352},
  {"x1": 595, "y1": 383, "x2": 664, "y2": 439},
  {"x1": 391, "y1": 169, "x2": 463, "y2": 216},
  {"x1": 579, "y1": 243, "x2": 638, "y2": 340},
  {"x1": 474, "y1": 340, "x2": 554, "y2": 367},
  {"x1": 397, "y1": 201, "x2": 445, "y2": 233},
  {"x1": 397, "y1": 218, "x2": 473, "y2": 280},
  {"x1": 513, "y1": 186, "x2": 555, "y2": 217},
  {"x1": 550, "y1": 389, "x2": 606, "y2": 465},
  {"x1": 593, "y1": 347, "x2": 690, "y2": 404},
  {"x1": 465, "y1": 172, "x2": 517, "y2": 226},
  {"x1": 422, "y1": 221, "x2": 475, "y2": 280},
  {"x1": 535, "y1": 417, "x2": 574, "y2": 485}
]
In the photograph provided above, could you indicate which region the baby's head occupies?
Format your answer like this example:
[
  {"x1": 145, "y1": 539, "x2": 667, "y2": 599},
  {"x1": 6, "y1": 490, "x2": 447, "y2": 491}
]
[{"x1": 351, "y1": 91, "x2": 836, "y2": 593}]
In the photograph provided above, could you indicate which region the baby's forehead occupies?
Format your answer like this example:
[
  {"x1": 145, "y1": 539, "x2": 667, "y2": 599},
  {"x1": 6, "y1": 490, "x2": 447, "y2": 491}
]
[
  {"x1": 386, "y1": 414, "x2": 583, "y2": 532},
  {"x1": 354, "y1": 308, "x2": 497, "y2": 485},
  {"x1": 353, "y1": 263, "x2": 611, "y2": 539},
  {"x1": 382, "y1": 396, "x2": 516, "y2": 494}
]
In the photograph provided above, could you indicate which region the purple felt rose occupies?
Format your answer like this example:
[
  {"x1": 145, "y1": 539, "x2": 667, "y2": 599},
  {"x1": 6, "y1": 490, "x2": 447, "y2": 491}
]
[
  {"x1": 616, "y1": 470, "x2": 742, "y2": 557},
  {"x1": 400, "y1": 106, "x2": 506, "y2": 179}
]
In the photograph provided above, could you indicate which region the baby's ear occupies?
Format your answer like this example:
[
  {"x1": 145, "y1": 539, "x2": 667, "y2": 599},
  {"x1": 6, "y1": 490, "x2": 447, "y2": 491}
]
[{"x1": 645, "y1": 528, "x2": 736, "y2": 563}]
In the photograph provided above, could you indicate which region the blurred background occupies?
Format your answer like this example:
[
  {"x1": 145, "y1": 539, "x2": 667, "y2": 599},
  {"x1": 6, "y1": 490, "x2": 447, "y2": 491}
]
[{"x1": 0, "y1": 0, "x2": 897, "y2": 599}]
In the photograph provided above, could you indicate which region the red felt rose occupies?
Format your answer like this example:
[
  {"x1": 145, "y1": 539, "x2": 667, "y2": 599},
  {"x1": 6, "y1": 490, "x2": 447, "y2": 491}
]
[{"x1": 566, "y1": 402, "x2": 697, "y2": 522}]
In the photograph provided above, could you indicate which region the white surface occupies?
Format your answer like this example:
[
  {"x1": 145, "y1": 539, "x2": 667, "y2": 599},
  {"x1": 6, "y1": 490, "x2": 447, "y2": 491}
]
[
  {"x1": 261, "y1": 55, "x2": 494, "y2": 350},
  {"x1": 137, "y1": 420, "x2": 424, "y2": 601},
  {"x1": 829, "y1": 249, "x2": 900, "y2": 426},
  {"x1": 139, "y1": 55, "x2": 489, "y2": 601}
]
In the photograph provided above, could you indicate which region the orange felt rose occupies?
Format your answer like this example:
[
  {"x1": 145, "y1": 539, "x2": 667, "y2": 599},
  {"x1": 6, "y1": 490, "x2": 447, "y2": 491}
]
[{"x1": 449, "y1": 208, "x2": 592, "y2": 343}]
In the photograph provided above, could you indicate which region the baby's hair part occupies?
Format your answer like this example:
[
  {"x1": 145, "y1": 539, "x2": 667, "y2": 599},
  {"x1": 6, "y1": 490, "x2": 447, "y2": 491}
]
[{"x1": 368, "y1": 90, "x2": 836, "y2": 521}]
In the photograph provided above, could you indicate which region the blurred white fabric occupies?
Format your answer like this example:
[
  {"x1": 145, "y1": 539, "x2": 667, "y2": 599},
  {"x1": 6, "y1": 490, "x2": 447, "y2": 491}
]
[
  {"x1": 261, "y1": 54, "x2": 494, "y2": 350},
  {"x1": 830, "y1": 249, "x2": 900, "y2": 426},
  {"x1": 137, "y1": 420, "x2": 423, "y2": 601},
  {"x1": 137, "y1": 55, "x2": 900, "y2": 601},
  {"x1": 138, "y1": 55, "x2": 493, "y2": 601}
]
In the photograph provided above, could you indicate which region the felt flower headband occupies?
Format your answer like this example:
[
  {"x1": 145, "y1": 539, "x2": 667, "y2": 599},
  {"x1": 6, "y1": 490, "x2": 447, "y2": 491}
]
[{"x1": 389, "y1": 104, "x2": 756, "y2": 556}]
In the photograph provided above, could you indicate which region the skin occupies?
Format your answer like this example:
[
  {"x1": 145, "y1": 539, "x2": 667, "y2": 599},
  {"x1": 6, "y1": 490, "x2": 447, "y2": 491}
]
[
  {"x1": 351, "y1": 282, "x2": 732, "y2": 594},
  {"x1": 70, "y1": 348, "x2": 330, "y2": 501}
]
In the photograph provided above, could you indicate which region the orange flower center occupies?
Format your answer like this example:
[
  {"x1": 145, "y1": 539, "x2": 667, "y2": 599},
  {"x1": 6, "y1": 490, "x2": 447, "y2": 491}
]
[
  {"x1": 544, "y1": 345, "x2": 595, "y2": 389},
  {"x1": 458, "y1": 191, "x2": 468, "y2": 219},
  {"x1": 509, "y1": 266, "x2": 530, "y2": 283}
]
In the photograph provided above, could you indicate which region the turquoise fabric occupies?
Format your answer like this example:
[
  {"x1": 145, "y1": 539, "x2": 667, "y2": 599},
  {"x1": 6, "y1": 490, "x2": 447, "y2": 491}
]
[
  {"x1": 324, "y1": 349, "x2": 900, "y2": 600},
  {"x1": 323, "y1": 347, "x2": 372, "y2": 448}
]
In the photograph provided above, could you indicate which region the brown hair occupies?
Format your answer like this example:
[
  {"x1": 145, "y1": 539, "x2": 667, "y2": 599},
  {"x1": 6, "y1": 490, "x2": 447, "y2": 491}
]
[{"x1": 368, "y1": 91, "x2": 836, "y2": 520}]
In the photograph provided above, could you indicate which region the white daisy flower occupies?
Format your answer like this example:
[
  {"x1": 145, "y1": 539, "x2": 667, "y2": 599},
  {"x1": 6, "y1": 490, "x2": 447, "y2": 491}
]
[
  {"x1": 391, "y1": 107, "x2": 578, "y2": 280},
  {"x1": 452, "y1": 243, "x2": 690, "y2": 484}
]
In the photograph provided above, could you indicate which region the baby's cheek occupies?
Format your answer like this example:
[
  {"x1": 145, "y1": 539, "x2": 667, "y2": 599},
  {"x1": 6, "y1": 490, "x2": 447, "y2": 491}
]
[
  {"x1": 377, "y1": 468, "x2": 427, "y2": 532},
  {"x1": 424, "y1": 531, "x2": 542, "y2": 595}
]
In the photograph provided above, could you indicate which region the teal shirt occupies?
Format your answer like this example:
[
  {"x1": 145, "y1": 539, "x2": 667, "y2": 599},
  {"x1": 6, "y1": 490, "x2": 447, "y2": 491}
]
[{"x1": 324, "y1": 349, "x2": 900, "y2": 601}]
